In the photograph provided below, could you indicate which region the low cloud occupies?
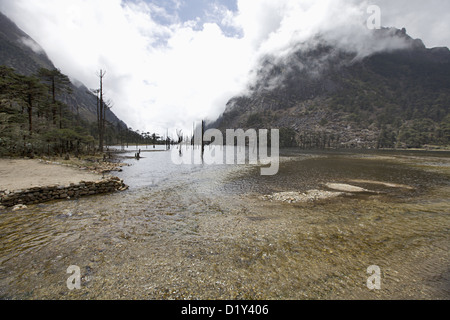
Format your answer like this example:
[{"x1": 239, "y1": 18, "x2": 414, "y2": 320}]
[
  {"x1": 19, "y1": 37, "x2": 45, "y2": 54},
  {"x1": 1, "y1": 0, "x2": 449, "y2": 136}
]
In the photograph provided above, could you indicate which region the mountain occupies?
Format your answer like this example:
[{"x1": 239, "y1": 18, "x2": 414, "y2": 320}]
[
  {"x1": 213, "y1": 28, "x2": 450, "y2": 149},
  {"x1": 0, "y1": 11, "x2": 125, "y2": 127}
]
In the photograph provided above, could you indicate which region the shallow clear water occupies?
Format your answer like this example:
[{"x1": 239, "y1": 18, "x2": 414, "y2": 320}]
[{"x1": 0, "y1": 149, "x2": 449, "y2": 299}]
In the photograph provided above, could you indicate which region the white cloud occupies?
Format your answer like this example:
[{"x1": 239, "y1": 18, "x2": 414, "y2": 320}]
[
  {"x1": 19, "y1": 37, "x2": 45, "y2": 54},
  {"x1": 1, "y1": 0, "x2": 449, "y2": 136}
]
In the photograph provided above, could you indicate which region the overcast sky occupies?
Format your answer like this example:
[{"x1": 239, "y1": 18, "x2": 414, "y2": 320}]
[{"x1": 1, "y1": 0, "x2": 450, "y2": 136}]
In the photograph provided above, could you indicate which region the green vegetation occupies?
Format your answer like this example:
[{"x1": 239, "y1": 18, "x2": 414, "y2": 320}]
[
  {"x1": 279, "y1": 127, "x2": 297, "y2": 147},
  {"x1": 332, "y1": 52, "x2": 450, "y2": 148},
  {"x1": 216, "y1": 43, "x2": 450, "y2": 150},
  {"x1": 0, "y1": 66, "x2": 159, "y2": 157},
  {"x1": 246, "y1": 113, "x2": 263, "y2": 127}
]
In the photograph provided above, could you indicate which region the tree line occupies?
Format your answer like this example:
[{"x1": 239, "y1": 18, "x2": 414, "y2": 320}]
[{"x1": 0, "y1": 66, "x2": 159, "y2": 158}]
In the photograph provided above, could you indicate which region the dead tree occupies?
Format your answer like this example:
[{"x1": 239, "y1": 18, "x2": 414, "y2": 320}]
[
  {"x1": 97, "y1": 69, "x2": 106, "y2": 152},
  {"x1": 176, "y1": 129, "x2": 183, "y2": 155},
  {"x1": 201, "y1": 120, "x2": 205, "y2": 159}
]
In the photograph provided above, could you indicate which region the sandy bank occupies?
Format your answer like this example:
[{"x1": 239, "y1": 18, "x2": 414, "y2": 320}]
[{"x1": 0, "y1": 159, "x2": 104, "y2": 191}]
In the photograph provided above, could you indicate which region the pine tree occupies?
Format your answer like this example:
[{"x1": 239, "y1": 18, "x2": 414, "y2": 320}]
[
  {"x1": 37, "y1": 68, "x2": 72, "y2": 129},
  {"x1": 15, "y1": 74, "x2": 46, "y2": 136}
]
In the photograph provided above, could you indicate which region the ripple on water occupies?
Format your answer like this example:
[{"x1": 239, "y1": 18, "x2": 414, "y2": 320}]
[{"x1": 0, "y1": 150, "x2": 449, "y2": 299}]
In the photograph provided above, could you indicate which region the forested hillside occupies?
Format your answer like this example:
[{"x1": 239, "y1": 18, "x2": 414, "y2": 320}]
[
  {"x1": 0, "y1": 12, "x2": 154, "y2": 157},
  {"x1": 214, "y1": 28, "x2": 450, "y2": 149}
]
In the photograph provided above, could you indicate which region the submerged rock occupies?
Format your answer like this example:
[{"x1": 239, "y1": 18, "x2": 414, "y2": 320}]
[
  {"x1": 262, "y1": 182, "x2": 382, "y2": 204},
  {"x1": 263, "y1": 190, "x2": 344, "y2": 203},
  {"x1": 12, "y1": 204, "x2": 27, "y2": 211},
  {"x1": 324, "y1": 183, "x2": 371, "y2": 193},
  {"x1": 348, "y1": 179, "x2": 414, "y2": 190}
]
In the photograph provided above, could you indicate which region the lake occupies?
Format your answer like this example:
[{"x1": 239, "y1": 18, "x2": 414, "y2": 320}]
[{"x1": 0, "y1": 149, "x2": 449, "y2": 299}]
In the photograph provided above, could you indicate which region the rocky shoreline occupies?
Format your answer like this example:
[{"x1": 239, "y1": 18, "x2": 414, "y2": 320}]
[
  {"x1": 0, "y1": 177, "x2": 128, "y2": 208},
  {"x1": 0, "y1": 157, "x2": 130, "y2": 210},
  {"x1": 37, "y1": 157, "x2": 129, "y2": 175}
]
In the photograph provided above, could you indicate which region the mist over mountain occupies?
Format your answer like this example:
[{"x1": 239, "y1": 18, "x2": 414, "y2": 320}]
[
  {"x1": 213, "y1": 27, "x2": 450, "y2": 149},
  {"x1": 0, "y1": 12, "x2": 125, "y2": 128},
  {"x1": 2, "y1": 6, "x2": 449, "y2": 150}
]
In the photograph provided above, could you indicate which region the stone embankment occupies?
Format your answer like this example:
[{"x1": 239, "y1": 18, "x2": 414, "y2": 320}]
[{"x1": 0, "y1": 177, "x2": 128, "y2": 208}]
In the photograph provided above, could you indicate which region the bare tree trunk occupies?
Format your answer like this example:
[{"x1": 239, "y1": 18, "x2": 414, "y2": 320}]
[
  {"x1": 27, "y1": 97, "x2": 32, "y2": 136},
  {"x1": 98, "y1": 70, "x2": 106, "y2": 152},
  {"x1": 201, "y1": 120, "x2": 205, "y2": 159},
  {"x1": 96, "y1": 93, "x2": 100, "y2": 131},
  {"x1": 52, "y1": 78, "x2": 57, "y2": 125},
  {"x1": 59, "y1": 102, "x2": 63, "y2": 129}
]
